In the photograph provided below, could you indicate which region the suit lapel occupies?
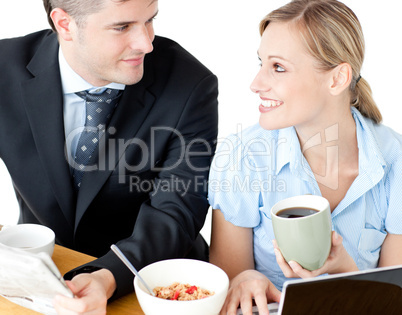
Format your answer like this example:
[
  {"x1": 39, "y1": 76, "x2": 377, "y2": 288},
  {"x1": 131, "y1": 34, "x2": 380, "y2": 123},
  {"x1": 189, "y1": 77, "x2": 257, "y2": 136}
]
[
  {"x1": 75, "y1": 72, "x2": 156, "y2": 230},
  {"x1": 21, "y1": 32, "x2": 158, "y2": 231},
  {"x1": 21, "y1": 33, "x2": 76, "y2": 227}
]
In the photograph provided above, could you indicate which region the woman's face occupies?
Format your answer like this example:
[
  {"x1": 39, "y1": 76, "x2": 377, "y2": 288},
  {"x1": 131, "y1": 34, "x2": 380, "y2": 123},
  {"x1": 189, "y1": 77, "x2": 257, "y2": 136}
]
[{"x1": 250, "y1": 22, "x2": 331, "y2": 131}]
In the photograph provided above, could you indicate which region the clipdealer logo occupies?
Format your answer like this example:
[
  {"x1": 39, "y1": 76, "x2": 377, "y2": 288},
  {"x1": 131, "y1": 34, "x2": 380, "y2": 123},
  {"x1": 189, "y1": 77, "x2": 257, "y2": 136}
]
[
  {"x1": 300, "y1": 124, "x2": 340, "y2": 190},
  {"x1": 64, "y1": 126, "x2": 214, "y2": 184},
  {"x1": 63, "y1": 122, "x2": 340, "y2": 195},
  {"x1": 209, "y1": 123, "x2": 340, "y2": 194}
]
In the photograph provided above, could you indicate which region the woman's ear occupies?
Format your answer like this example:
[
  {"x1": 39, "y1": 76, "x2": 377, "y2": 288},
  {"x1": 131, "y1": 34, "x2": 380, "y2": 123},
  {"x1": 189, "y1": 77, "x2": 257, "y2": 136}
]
[
  {"x1": 328, "y1": 63, "x2": 352, "y2": 96},
  {"x1": 50, "y1": 8, "x2": 74, "y2": 41}
]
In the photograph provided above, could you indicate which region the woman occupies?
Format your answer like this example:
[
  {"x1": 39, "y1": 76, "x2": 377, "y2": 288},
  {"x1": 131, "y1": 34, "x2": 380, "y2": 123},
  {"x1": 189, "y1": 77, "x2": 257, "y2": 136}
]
[{"x1": 208, "y1": 0, "x2": 402, "y2": 314}]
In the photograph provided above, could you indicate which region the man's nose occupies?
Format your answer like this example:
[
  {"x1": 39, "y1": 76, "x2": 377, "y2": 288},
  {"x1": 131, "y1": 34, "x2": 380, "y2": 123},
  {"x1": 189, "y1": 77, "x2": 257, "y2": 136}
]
[{"x1": 130, "y1": 25, "x2": 154, "y2": 54}]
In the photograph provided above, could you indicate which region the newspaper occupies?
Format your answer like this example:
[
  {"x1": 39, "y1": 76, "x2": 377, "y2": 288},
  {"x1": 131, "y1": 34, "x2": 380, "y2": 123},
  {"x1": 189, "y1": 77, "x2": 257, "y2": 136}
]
[{"x1": 0, "y1": 244, "x2": 73, "y2": 315}]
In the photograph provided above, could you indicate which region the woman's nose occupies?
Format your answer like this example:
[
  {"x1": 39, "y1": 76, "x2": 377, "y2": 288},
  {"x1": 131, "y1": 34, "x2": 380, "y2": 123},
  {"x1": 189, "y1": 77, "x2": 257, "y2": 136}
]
[{"x1": 250, "y1": 68, "x2": 270, "y2": 94}]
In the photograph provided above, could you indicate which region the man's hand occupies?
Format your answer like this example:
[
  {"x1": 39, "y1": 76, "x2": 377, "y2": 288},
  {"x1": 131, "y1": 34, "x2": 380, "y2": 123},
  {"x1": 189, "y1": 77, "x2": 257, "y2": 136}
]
[{"x1": 53, "y1": 269, "x2": 116, "y2": 315}]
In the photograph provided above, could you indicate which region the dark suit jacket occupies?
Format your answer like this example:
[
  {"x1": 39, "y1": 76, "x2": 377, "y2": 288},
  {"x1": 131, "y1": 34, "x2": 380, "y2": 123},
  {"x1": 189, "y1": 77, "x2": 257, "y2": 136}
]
[{"x1": 0, "y1": 30, "x2": 218, "y2": 298}]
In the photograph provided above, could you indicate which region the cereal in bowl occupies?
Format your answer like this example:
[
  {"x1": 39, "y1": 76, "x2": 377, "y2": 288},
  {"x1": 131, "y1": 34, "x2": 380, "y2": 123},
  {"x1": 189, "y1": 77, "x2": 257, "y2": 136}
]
[{"x1": 153, "y1": 282, "x2": 214, "y2": 301}]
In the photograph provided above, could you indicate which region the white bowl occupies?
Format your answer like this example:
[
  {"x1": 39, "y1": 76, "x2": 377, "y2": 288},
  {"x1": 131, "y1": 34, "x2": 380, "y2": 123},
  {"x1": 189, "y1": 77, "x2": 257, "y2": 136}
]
[{"x1": 134, "y1": 259, "x2": 229, "y2": 315}]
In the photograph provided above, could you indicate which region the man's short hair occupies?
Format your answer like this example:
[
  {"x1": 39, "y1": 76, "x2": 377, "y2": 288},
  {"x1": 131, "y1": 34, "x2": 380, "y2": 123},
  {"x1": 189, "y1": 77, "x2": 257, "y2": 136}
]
[{"x1": 43, "y1": 0, "x2": 129, "y2": 32}]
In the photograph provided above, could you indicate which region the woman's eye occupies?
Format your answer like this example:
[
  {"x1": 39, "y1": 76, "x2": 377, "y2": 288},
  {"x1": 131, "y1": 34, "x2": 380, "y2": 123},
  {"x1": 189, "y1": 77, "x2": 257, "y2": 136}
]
[{"x1": 275, "y1": 64, "x2": 285, "y2": 72}]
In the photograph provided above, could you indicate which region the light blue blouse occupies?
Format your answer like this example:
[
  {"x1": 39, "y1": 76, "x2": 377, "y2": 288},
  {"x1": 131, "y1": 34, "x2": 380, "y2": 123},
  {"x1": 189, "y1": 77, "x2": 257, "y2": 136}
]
[{"x1": 208, "y1": 107, "x2": 402, "y2": 290}]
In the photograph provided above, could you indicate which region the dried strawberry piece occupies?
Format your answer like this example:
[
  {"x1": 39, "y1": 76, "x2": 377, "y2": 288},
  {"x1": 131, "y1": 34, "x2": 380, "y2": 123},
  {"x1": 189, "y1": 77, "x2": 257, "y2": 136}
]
[
  {"x1": 185, "y1": 285, "x2": 197, "y2": 294},
  {"x1": 172, "y1": 289, "x2": 180, "y2": 300}
]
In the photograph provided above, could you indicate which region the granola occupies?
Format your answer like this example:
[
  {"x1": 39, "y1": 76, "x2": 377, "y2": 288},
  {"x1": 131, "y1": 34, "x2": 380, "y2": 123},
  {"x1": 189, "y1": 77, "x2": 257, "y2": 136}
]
[{"x1": 153, "y1": 282, "x2": 214, "y2": 301}]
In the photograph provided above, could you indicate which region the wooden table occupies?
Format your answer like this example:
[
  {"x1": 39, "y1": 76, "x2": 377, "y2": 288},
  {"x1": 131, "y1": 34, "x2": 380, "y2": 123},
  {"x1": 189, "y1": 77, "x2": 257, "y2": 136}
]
[{"x1": 0, "y1": 245, "x2": 145, "y2": 314}]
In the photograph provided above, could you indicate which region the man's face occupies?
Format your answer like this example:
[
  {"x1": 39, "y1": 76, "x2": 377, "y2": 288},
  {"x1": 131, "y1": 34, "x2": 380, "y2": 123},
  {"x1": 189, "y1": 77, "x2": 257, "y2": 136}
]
[{"x1": 65, "y1": 0, "x2": 158, "y2": 86}]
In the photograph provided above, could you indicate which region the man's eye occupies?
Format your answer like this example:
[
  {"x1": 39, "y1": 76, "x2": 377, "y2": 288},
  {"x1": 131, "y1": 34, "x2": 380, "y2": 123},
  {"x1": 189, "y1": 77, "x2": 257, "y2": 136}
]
[
  {"x1": 275, "y1": 64, "x2": 285, "y2": 72},
  {"x1": 114, "y1": 25, "x2": 129, "y2": 32}
]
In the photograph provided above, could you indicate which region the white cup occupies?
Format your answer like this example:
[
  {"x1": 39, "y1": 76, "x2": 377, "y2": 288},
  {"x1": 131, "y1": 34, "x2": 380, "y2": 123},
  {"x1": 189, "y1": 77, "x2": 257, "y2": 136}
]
[{"x1": 0, "y1": 224, "x2": 55, "y2": 256}]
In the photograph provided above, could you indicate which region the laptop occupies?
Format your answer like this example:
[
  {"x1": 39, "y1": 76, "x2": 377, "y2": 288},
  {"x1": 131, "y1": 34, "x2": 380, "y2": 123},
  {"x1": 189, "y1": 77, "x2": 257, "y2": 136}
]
[{"x1": 237, "y1": 264, "x2": 402, "y2": 315}]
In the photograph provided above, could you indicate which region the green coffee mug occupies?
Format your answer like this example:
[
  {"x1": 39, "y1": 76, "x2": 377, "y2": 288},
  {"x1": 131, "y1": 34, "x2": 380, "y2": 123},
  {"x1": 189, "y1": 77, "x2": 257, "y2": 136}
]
[{"x1": 271, "y1": 195, "x2": 332, "y2": 271}]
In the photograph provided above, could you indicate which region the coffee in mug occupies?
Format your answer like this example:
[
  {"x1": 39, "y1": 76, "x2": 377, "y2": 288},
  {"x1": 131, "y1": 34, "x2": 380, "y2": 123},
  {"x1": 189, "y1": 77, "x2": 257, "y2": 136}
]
[{"x1": 276, "y1": 207, "x2": 319, "y2": 218}]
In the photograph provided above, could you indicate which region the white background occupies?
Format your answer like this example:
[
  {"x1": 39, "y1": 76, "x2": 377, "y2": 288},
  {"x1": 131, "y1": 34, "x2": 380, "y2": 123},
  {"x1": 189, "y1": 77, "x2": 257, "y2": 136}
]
[{"x1": 1, "y1": 1, "x2": 401, "y2": 242}]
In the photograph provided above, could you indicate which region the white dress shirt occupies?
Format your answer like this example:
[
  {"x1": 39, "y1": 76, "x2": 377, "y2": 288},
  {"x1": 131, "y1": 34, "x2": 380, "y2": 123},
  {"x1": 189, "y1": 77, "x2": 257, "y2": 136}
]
[{"x1": 58, "y1": 48, "x2": 125, "y2": 166}]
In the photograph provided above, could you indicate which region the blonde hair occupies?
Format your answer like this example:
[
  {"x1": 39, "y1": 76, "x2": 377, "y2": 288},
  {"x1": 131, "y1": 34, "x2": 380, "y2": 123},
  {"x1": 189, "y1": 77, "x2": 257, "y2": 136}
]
[{"x1": 259, "y1": 0, "x2": 382, "y2": 123}]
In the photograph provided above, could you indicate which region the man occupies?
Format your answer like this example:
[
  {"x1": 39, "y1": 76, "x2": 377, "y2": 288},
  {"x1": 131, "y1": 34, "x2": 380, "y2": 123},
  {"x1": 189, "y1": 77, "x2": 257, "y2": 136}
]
[{"x1": 0, "y1": 0, "x2": 218, "y2": 313}]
